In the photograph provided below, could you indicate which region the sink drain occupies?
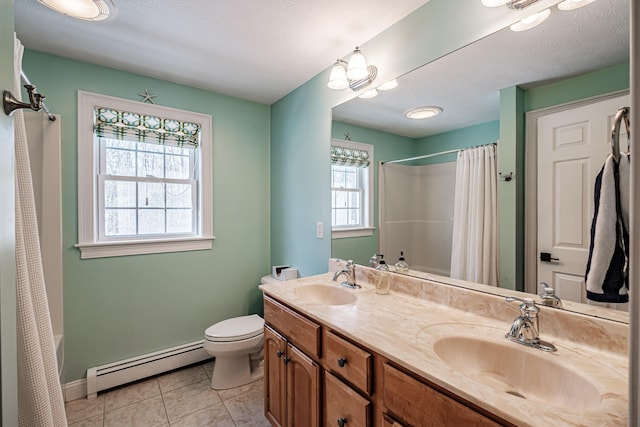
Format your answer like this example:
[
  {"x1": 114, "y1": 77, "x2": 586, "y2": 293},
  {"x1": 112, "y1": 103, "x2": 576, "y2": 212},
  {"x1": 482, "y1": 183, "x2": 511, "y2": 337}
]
[{"x1": 506, "y1": 390, "x2": 526, "y2": 399}]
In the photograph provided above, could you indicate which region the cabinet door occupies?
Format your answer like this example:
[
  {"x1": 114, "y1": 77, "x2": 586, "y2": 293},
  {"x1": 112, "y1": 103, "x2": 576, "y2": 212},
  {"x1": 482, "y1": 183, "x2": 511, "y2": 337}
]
[
  {"x1": 325, "y1": 371, "x2": 371, "y2": 427},
  {"x1": 286, "y1": 343, "x2": 321, "y2": 427},
  {"x1": 265, "y1": 326, "x2": 287, "y2": 427}
]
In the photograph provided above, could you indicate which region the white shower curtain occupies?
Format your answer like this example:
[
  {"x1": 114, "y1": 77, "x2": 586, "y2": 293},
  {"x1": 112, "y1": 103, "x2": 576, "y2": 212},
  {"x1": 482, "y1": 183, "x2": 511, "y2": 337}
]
[
  {"x1": 13, "y1": 36, "x2": 67, "y2": 427},
  {"x1": 450, "y1": 145, "x2": 498, "y2": 286}
]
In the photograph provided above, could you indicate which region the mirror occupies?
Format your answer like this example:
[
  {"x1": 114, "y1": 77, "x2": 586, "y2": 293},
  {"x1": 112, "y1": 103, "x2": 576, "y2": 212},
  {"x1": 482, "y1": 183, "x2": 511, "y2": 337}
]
[{"x1": 331, "y1": 0, "x2": 630, "y2": 321}]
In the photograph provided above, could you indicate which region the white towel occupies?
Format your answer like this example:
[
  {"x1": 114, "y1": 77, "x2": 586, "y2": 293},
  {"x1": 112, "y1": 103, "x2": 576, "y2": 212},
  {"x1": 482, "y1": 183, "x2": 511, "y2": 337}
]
[{"x1": 585, "y1": 153, "x2": 629, "y2": 303}]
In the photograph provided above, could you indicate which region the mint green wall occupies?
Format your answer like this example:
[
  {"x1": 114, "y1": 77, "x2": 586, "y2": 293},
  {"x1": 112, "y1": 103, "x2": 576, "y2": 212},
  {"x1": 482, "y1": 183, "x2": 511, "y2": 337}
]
[
  {"x1": 498, "y1": 87, "x2": 525, "y2": 291},
  {"x1": 22, "y1": 50, "x2": 271, "y2": 382},
  {"x1": 329, "y1": 120, "x2": 498, "y2": 265},
  {"x1": 330, "y1": 121, "x2": 414, "y2": 265},
  {"x1": 1, "y1": 0, "x2": 18, "y2": 422},
  {"x1": 271, "y1": 0, "x2": 527, "y2": 276},
  {"x1": 414, "y1": 121, "x2": 500, "y2": 165},
  {"x1": 525, "y1": 61, "x2": 629, "y2": 111}
]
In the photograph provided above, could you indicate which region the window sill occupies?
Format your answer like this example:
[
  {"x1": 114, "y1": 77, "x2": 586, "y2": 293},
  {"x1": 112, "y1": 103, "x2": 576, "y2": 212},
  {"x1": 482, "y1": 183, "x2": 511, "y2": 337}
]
[
  {"x1": 331, "y1": 227, "x2": 375, "y2": 239},
  {"x1": 75, "y1": 236, "x2": 215, "y2": 259}
]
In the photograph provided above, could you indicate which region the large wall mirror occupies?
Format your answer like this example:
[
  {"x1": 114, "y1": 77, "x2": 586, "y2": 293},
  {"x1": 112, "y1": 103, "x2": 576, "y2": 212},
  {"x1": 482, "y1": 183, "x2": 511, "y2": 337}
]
[{"x1": 331, "y1": 0, "x2": 629, "y2": 322}]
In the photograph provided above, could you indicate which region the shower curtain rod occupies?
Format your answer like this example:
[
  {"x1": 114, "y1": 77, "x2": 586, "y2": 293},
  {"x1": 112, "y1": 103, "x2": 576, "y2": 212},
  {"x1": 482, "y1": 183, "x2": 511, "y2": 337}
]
[
  {"x1": 21, "y1": 70, "x2": 56, "y2": 121},
  {"x1": 382, "y1": 142, "x2": 497, "y2": 165}
]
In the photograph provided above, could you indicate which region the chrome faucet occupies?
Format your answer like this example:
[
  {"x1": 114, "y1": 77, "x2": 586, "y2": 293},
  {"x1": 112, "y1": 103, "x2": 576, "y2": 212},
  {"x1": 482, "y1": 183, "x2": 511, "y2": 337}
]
[
  {"x1": 505, "y1": 297, "x2": 556, "y2": 352},
  {"x1": 332, "y1": 260, "x2": 360, "y2": 289}
]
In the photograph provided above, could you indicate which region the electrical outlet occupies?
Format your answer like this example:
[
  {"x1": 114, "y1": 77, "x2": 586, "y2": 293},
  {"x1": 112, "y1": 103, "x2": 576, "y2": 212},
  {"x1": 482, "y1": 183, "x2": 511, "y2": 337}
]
[{"x1": 316, "y1": 222, "x2": 324, "y2": 239}]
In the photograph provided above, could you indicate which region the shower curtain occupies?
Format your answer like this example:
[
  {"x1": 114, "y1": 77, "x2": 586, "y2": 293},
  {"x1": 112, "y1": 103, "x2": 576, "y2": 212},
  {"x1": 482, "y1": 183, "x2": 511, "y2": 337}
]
[
  {"x1": 450, "y1": 145, "x2": 498, "y2": 286},
  {"x1": 13, "y1": 36, "x2": 67, "y2": 426}
]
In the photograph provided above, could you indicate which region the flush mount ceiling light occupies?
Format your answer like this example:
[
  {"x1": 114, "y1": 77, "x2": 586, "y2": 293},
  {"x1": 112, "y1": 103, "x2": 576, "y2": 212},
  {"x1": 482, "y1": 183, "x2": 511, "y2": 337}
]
[
  {"x1": 327, "y1": 47, "x2": 378, "y2": 92},
  {"x1": 510, "y1": 8, "x2": 551, "y2": 31},
  {"x1": 37, "y1": 0, "x2": 115, "y2": 21},
  {"x1": 405, "y1": 106, "x2": 443, "y2": 120},
  {"x1": 557, "y1": 0, "x2": 596, "y2": 10}
]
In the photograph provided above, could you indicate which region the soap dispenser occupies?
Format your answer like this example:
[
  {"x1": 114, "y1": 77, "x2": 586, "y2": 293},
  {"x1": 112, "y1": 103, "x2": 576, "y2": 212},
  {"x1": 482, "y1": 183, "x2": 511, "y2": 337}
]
[
  {"x1": 369, "y1": 253, "x2": 380, "y2": 268},
  {"x1": 375, "y1": 255, "x2": 390, "y2": 295},
  {"x1": 539, "y1": 282, "x2": 563, "y2": 309},
  {"x1": 395, "y1": 251, "x2": 409, "y2": 273}
]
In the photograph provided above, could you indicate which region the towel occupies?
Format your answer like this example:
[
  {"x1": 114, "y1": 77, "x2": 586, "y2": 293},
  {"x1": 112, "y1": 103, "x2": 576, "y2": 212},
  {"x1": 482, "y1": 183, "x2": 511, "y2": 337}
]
[{"x1": 585, "y1": 153, "x2": 629, "y2": 303}]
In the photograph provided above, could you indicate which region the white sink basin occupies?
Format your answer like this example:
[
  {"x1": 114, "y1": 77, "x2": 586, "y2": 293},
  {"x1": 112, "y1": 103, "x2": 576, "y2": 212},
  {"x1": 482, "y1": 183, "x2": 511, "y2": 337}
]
[
  {"x1": 294, "y1": 284, "x2": 357, "y2": 306},
  {"x1": 433, "y1": 335, "x2": 603, "y2": 410}
]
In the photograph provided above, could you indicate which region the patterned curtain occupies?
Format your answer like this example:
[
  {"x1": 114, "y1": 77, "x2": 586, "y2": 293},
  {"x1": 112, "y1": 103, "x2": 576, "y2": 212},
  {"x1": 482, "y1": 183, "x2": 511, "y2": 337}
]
[
  {"x1": 94, "y1": 107, "x2": 200, "y2": 148},
  {"x1": 331, "y1": 145, "x2": 370, "y2": 167}
]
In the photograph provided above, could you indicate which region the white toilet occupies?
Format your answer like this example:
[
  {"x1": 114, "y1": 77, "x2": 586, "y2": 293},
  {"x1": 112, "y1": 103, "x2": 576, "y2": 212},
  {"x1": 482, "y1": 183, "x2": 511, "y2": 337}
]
[{"x1": 204, "y1": 313, "x2": 265, "y2": 390}]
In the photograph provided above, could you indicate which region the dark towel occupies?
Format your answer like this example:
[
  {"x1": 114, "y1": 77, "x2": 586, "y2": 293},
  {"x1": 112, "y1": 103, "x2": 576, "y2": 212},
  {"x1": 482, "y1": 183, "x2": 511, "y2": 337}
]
[{"x1": 585, "y1": 153, "x2": 629, "y2": 303}]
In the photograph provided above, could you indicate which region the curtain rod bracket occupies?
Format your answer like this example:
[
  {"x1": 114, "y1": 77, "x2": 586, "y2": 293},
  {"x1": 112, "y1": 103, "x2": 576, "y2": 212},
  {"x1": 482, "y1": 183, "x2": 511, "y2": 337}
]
[{"x1": 3, "y1": 84, "x2": 46, "y2": 116}]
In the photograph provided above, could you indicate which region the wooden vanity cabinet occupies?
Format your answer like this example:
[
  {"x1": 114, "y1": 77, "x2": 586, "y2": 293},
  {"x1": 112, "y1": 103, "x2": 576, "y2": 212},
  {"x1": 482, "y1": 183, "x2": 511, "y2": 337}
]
[{"x1": 263, "y1": 294, "x2": 510, "y2": 427}]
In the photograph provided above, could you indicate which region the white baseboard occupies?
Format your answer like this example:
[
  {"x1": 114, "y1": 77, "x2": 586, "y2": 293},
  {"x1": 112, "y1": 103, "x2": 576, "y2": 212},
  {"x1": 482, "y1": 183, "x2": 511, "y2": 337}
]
[{"x1": 63, "y1": 379, "x2": 87, "y2": 403}]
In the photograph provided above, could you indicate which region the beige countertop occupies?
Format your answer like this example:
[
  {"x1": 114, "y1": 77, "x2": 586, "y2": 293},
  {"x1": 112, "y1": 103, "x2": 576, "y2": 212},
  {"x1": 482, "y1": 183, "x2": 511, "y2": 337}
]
[{"x1": 260, "y1": 271, "x2": 628, "y2": 427}]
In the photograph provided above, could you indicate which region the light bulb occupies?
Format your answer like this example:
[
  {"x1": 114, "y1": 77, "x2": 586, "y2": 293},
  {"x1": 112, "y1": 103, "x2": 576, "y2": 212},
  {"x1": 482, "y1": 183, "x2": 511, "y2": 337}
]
[
  {"x1": 509, "y1": 8, "x2": 551, "y2": 32},
  {"x1": 327, "y1": 62, "x2": 348, "y2": 90},
  {"x1": 346, "y1": 47, "x2": 369, "y2": 81}
]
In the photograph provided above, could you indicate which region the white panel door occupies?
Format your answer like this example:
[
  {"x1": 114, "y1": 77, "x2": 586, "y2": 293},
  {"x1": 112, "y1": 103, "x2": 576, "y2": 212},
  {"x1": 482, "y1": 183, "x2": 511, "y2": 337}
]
[{"x1": 537, "y1": 94, "x2": 629, "y2": 305}]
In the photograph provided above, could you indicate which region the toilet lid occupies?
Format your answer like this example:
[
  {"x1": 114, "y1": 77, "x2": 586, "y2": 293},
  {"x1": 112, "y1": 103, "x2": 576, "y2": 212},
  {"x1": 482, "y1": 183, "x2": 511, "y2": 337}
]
[{"x1": 205, "y1": 314, "x2": 264, "y2": 342}]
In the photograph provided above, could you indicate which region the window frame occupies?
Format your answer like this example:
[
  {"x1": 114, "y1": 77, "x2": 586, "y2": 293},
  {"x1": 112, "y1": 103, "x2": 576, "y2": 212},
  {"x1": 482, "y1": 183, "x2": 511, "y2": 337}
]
[
  {"x1": 330, "y1": 138, "x2": 375, "y2": 239},
  {"x1": 76, "y1": 91, "x2": 214, "y2": 259}
]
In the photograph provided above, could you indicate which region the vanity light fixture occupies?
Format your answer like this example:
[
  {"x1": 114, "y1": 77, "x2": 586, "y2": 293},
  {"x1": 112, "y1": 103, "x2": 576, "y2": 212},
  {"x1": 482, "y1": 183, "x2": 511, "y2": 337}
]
[
  {"x1": 359, "y1": 89, "x2": 378, "y2": 99},
  {"x1": 509, "y1": 8, "x2": 551, "y2": 31},
  {"x1": 327, "y1": 47, "x2": 378, "y2": 92},
  {"x1": 480, "y1": 0, "x2": 540, "y2": 9},
  {"x1": 377, "y1": 79, "x2": 398, "y2": 91},
  {"x1": 557, "y1": 0, "x2": 596, "y2": 10},
  {"x1": 405, "y1": 106, "x2": 443, "y2": 120},
  {"x1": 37, "y1": 0, "x2": 115, "y2": 21}
]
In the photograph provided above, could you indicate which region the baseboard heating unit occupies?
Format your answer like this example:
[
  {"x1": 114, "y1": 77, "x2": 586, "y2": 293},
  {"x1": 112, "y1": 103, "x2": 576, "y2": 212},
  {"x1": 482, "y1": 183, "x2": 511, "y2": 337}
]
[{"x1": 86, "y1": 340, "x2": 209, "y2": 398}]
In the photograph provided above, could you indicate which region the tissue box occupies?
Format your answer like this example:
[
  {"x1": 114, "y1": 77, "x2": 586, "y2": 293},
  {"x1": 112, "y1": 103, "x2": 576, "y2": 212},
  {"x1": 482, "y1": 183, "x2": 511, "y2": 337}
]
[{"x1": 272, "y1": 265, "x2": 298, "y2": 281}]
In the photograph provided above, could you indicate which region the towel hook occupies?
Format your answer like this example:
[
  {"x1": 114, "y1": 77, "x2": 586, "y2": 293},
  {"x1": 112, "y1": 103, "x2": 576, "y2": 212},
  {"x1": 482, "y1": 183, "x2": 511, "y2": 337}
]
[{"x1": 610, "y1": 106, "x2": 630, "y2": 163}]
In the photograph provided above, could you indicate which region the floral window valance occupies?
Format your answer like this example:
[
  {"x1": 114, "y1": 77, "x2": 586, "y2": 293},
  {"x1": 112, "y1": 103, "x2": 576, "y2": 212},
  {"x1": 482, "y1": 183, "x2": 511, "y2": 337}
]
[
  {"x1": 331, "y1": 145, "x2": 370, "y2": 167},
  {"x1": 94, "y1": 107, "x2": 201, "y2": 148}
]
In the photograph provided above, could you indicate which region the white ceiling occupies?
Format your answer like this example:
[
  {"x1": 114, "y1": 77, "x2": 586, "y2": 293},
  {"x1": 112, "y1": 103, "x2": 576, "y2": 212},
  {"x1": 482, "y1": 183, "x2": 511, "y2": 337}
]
[
  {"x1": 14, "y1": 0, "x2": 432, "y2": 105},
  {"x1": 333, "y1": 0, "x2": 629, "y2": 139}
]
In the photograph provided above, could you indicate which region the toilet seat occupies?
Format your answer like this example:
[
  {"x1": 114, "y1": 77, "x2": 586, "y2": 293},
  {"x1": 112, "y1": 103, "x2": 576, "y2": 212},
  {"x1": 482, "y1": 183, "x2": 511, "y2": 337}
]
[{"x1": 205, "y1": 314, "x2": 264, "y2": 342}]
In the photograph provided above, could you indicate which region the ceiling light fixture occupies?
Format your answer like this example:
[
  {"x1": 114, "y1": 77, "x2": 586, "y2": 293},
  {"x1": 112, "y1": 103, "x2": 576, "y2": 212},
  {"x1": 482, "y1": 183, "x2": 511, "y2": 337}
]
[
  {"x1": 405, "y1": 106, "x2": 443, "y2": 120},
  {"x1": 509, "y1": 8, "x2": 551, "y2": 31},
  {"x1": 327, "y1": 47, "x2": 377, "y2": 92},
  {"x1": 37, "y1": 0, "x2": 115, "y2": 21},
  {"x1": 557, "y1": 0, "x2": 596, "y2": 10}
]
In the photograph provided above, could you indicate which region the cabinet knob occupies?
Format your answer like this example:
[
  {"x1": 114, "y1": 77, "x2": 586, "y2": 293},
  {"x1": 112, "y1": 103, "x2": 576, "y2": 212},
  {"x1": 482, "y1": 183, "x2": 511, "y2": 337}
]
[
  {"x1": 283, "y1": 356, "x2": 291, "y2": 365},
  {"x1": 276, "y1": 350, "x2": 284, "y2": 358},
  {"x1": 337, "y1": 417, "x2": 347, "y2": 427},
  {"x1": 337, "y1": 357, "x2": 348, "y2": 368}
]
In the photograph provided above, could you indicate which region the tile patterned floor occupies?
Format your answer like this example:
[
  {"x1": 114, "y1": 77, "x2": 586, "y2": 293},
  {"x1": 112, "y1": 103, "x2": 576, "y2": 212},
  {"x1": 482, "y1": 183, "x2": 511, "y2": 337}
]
[{"x1": 65, "y1": 361, "x2": 271, "y2": 426}]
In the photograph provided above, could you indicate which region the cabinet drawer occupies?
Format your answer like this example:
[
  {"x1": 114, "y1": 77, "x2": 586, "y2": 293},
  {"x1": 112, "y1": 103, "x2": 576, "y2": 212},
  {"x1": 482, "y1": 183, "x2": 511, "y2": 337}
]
[
  {"x1": 325, "y1": 330, "x2": 372, "y2": 395},
  {"x1": 325, "y1": 371, "x2": 371, "y2": 427},
  {"x1": 382, "y1": 364, "x2": 502, "y2": 427},
  {"x1": 264, "y1": 296, "x2": 321, "y2": 359}
]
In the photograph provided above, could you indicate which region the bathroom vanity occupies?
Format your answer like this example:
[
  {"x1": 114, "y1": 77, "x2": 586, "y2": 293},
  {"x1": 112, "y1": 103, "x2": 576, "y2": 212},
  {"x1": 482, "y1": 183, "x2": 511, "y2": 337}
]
[{"x1": 260, "y1": 261, "x2": 628, "y2": 427}]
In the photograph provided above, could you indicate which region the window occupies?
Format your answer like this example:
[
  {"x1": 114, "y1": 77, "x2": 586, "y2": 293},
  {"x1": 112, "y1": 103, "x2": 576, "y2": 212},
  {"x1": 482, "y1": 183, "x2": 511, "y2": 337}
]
[
  {"x1": 76, "y1": 91, "x2": 214, "y2": 258},
  {"x1": 331, "y1": 139, "x2": 374, "y2": 238}
]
